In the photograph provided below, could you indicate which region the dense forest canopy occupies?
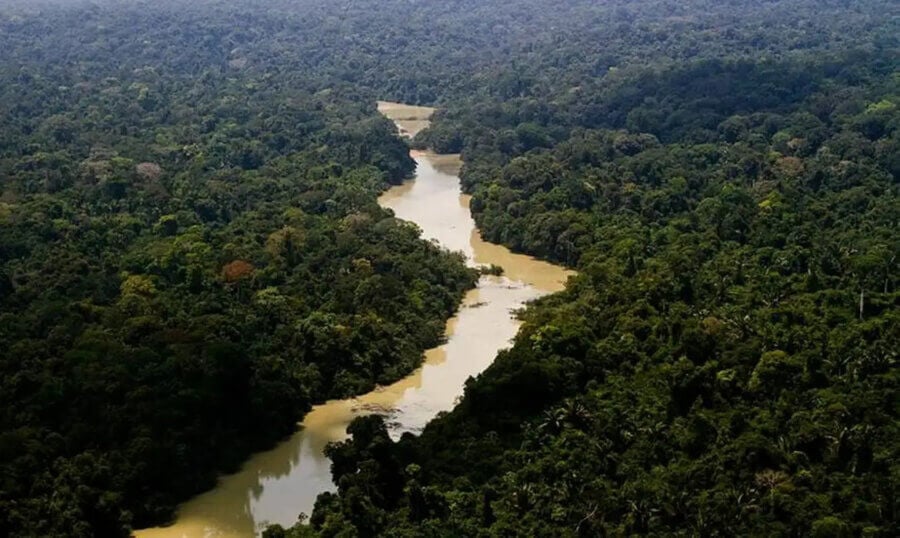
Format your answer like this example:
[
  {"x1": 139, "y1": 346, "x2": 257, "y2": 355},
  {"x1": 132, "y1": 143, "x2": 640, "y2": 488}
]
[
  {"x1": 0, "y1": 0, "x2": 897, "y2": 537},
  {"x1": 0, "y1": 1, "x2": 487, "y2": 535}
]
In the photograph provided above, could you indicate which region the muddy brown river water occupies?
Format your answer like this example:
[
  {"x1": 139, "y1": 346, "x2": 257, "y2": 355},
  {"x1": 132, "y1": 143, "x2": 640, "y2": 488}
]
[{"x1": 133, "y1": 102, "x2": 572, "y2": 537}]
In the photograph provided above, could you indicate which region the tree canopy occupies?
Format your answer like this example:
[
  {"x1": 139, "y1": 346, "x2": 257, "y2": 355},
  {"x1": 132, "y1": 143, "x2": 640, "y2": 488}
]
[{"x1": 0, "y1": 0, "x2": 896, "y2": 536}]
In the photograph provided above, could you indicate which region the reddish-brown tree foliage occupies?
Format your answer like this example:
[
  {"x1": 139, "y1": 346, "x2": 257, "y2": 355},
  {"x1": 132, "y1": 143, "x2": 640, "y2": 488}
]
[{"x1": 221, "y1": 260, "x2": 254, "y2": 283}]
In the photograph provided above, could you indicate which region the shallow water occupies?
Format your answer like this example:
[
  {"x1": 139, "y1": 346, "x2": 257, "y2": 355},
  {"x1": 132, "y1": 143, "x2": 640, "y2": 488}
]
[
  {"x1": 133, "y1": 104, "x2": 571, "y2": 538},
  {"x1": 376, "y1": 100, "x2": 434, "y2": 138}
]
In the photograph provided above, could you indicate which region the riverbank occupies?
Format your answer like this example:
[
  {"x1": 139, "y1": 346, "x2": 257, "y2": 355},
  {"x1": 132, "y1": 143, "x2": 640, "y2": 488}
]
[{"x1": 133, "y1": 102, "x2": 572, "y2": 537}]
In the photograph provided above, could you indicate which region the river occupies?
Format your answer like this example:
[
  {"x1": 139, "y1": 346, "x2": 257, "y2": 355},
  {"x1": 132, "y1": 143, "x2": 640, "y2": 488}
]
[{"x1": 133, "y1": 102, "x2": 572, "y2": 537}]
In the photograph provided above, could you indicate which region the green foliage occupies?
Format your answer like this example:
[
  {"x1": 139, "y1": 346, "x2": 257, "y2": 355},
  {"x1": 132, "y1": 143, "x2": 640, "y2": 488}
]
[
  {"x1": 273, "y1": 1, "x2": 896, "y2": 537},
  {"x1": 0, "y1": 0, "x2": 896, "y2": 536},
  {"x1": 0, "y1": 3, "x2": 483, "y2": 536}
]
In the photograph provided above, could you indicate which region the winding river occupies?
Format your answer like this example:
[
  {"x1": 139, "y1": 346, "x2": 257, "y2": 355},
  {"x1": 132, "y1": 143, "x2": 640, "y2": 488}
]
[{"x1": 133, "y1": 102, "x2": 572, "y2": 537}]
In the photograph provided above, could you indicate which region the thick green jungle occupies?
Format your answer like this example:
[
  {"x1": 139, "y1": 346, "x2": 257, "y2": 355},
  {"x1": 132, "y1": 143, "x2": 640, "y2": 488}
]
[{"x1": 0, "y1": 0, "x2": 897, "y2": 537}]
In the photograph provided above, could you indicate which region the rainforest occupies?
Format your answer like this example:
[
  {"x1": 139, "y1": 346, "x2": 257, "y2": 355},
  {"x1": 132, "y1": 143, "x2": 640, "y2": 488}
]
[{"x1": 0, "y1": 1, "x2": 896, "y2": 537}]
